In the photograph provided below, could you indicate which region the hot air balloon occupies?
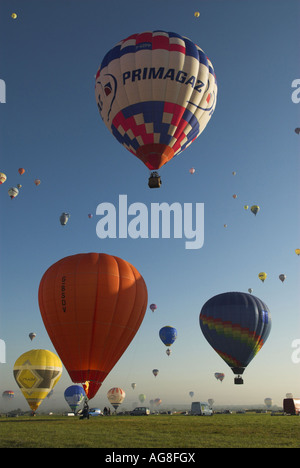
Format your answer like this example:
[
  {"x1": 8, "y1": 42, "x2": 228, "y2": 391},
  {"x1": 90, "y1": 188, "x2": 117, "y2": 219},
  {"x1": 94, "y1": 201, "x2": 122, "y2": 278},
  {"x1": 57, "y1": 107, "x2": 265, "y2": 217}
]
[
  {"x1": 59, "y1": 212, "x2": 70, "y2": 226},
  {"x1": 29, "y1": 332, "x2": 36, "y2": 341},
  {"x1": 18, "y1": 168, "x2": 25, "y2": 175},
  {"x1": 150, "y1": 304, "x2": 157, "y2": 313},
  {"x1": 95, "y1": 31, "x2": 217, "y2": 188},
  {"x1": 17, "y1": 184, "x2": 22, "y2": 189},
  {"x1": 88, "y1": 213, "x2": 93, "y2": 219},
  {"x1": 279, "y1": 274, "x2": 286, "y2": 283},
  {"x1": 194, "y1": 11, "x2": 200, "y2": 17},
  {"x1": 107, "y1": 387, "x2": 125, "y2": 411},
  {"x1": 258, "y1": 272, "x2": 267, "y2": 282},
  {"x1": 64, "y1": 385, "x2": 86, "y2": 414},
  {"x1": 189, "y1": 391, "x2": 194, "y2": 398},
  {"x1": 139, "y1": 393, "x2": 146, "y2": 404},
  {"x1": 131, "y1": 383, "x2": 136, "y2": 390},
  {"x1": 2, "y1": 390, "x2": 14, "y2": 399},
  {"x1": 154, "y1": 398, "x2": 162, "y2": 407},
  {"x1": 232, "y1": 194, "x2": 237, "y2": 199},
  {"x1": 251, "y1": 205, "x2": 260, "y2": 216},
  {"x1": 295, "y1": 249, "x2": 300, "y2": 256},
  {"x1": 214, "y1": 372, "x2": 225, "y2": 382},
  {"x1": 166, "y1": 349, "x2": 171, "y2": 356},
  {"x1": 152, "y1": 369, "x2": 159, "y2": 377},
  {"x1": 8, "y1": 187, "x2": 19, "y2": 199},
  {"x1": 232, "y1": 171, "x2": 236, "y2": 176},
  {"x1": 248, "y1": 288, "x2": 253, "y2": 294},
  {"x1": 244, "y1": 205, "x2": 249, "y2": 210},
  {"x1": 295, "y1": 128, "x2": 300, "y2": 134},
  {"x1": 199, "y1": 292, "x2": 271, "y2": 384},
  {"x1": 0, "y1": 172, "x2": 7, "y2": 184},
  {"x1": 34, "y1": 179, "x2": 41, "y2": 186},
  {"x1": 286, "y1": 393, "x2": 293, "y2": 398},
  {"x1": 189, "y1": 168, "x2": 196, "y2": 174},
  {"x1": 208, "y1": 398, "x2": 214, "y2": 407},
  {"x1": 13, "y1": 349, "x2": 62, "y2": 412},
  {"x1": 11, "y1": 13, "x2": 17, "y2": 19},
  {"x1": 159, "y1": 326, "x2": 177, "y2": 346},
  {"x1": 264, "y1": 397, "x2": 273, "y2": 409},
  {"x1": 38, "y1": 253, "x2": 147, "y2": 400}
]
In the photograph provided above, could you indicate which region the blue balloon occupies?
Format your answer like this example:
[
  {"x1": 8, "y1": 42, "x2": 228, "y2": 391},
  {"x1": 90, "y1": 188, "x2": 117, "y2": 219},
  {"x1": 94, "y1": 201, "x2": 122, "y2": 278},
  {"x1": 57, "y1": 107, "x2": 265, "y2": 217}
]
[
  {"x1": 64, "y1": 385, "x2": 86, "y2": 413},
  {"x1": 159, "y1": 326, "x2": 177, "y2": 347},
  {"x1": 199, "y1": 292, "x2": 271, "y2": 384}
]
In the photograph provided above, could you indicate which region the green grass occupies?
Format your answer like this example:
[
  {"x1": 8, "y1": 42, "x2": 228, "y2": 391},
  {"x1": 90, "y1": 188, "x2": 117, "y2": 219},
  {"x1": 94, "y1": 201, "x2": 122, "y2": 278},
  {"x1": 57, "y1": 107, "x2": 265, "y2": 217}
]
[{"x1": 0, "y1": 413, "x2": 299, "y2": 448}]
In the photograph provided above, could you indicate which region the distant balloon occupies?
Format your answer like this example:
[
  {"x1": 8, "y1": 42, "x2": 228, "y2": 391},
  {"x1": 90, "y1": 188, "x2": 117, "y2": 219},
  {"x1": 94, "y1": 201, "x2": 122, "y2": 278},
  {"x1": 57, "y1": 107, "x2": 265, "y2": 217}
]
[
  {"x1": 189, "y1": 391, "x2": 194, "y2": 398},
  {"x1": 18, "y1": 168, "x2": 25, "y2": 175},
  {"x1": 166, "y1": 349, "x2": 171, "y2": 356},
  {"x1": 258, "y1": 272, "x2": 267, "y2": 282},
  {"x1": 264, "y1": 397, "x2": 273, "y2": 408},
  {"x1": 200, "y1": 292, "x2": 272, "y2": 384},
  {"x1": 224, "y1": 224, "x2": 227, "y2": 228},
  {"x1": 29, "y1": 332, "x2": 36, "y2": 341},
  {"x1": 88, "y1": 213, "x2": 93, "y2": 219},
  {"x1": 279, "y1": 274, "x2": 286, "y2": 283},
  {"x1": 17, "y1": 184, "x2": 22, "y2": 189},
  {"x1": 244, "y1": 205, "x2": 249, "y2": 210},
  {"x1": 0, "y1": 172, "x2": 7, "y2": 184},
  {"x1": 295, "y1": 249, "x2": 300, "y2": 256},
  {"x1": 131, "y1": 383, "x2": 136, "y2": 390},
  {"x1": 13, "y1": 349, "x2": 62, "y2": 412},
  {"x1": 251, "y1": 205, "x2": 260, "y2": 216},
  {"x1": 248, "y1": 288, "x2": 253, "y2": 294},
  {"x1": 60, "y1": 212, "x2": 70, "y2": 226},
  {"x1": 295, "y1": 128, "x2": 300, "y2": 134},
  {"x1": 8, "y1": 187, "x2": 19, "y2": 199},
  {"x1": 2, "y1": 390, "x2": 14, "y2": 399},
  {"x1": 159, "y1": 326, "x2": 177, "y2": 347},
  {"x1": 152, "y1": 369, "x2": 159, "y2": 377},
  {"x1": 34, "y1": 179, "x2": 41, "y2": 186},
  {"x1": 214, "y1": 372, "x2": 225, "y2": 382},
  {"x1": 189, "y1": 168, "x2": 196, "y2": 174},
  {"x1": 286, "y1": 393, "x2": 293, "y2": 398},
  {"x1": 139, "y1": 393, "x2": 146, "y2": 403},
  {"x1": 11, "y1": 13, "x2": 17, "y2": 19},
  {"x1": 232, "y1": 194, "x2": 237, "y2": 199},
  {"x1": 194, "y1": 11, "x2": 200, "y2": 17},
  {"x1": 154, "y1": 398, "x2": 162, "y2": 407},
  {"x1": 232, "y1": 171, "x2": 236, "y2": 176},
  {"x1": 208, "y1": 398, "x2": 214, "y2": 407},
  {"x1": 107, "y1": 387, "x2": 125, "y2": 411},
  {"x1": 64, "y1": 385, "x2": 86, "y2": 414},
  {"x1": 150, "y1": 304, "x2": 157, "y2": 313}
]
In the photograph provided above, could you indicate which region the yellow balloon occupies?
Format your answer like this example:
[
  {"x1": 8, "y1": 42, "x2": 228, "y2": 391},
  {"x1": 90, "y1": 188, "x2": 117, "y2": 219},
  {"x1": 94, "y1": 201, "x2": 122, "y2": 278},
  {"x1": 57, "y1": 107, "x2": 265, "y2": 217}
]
[
  {"x1": 194, "y1": 11, "x2": 200, "y2": 17},
  {"x1": 295, "y1": 249, "x2": 300, "y2": 256},
  {"x1": 0, "y1": 172, "x2": 7, "y2": 184},
  {"x1": 258, "y1": 272, "x2": 267, "y2": 282},
  {"x1": 13, "y1": 349, "x2": 62, "y2": 412},
  {"x1": 244, "y1": 205, "x2": 249, "y2": 210},
  {"x1": 11, "y1": 13, "x2": 17, "y2": 19}
]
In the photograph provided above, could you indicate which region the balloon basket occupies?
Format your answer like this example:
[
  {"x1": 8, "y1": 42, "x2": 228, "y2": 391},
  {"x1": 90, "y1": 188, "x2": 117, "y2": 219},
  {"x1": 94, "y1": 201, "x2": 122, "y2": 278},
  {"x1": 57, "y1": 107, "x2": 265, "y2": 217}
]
[
  {"x1": 234, "y1": 376, "x2": 244, "y2": 385},
  {"x1": 148, "y1": 172, "x2": 162, "y2": 188}
]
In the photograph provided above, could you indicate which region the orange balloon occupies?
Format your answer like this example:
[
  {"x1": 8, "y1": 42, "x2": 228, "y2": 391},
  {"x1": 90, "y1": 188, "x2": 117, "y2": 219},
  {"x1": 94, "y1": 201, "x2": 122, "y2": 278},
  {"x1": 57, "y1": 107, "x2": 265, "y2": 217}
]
[
  {"x1": 38, "y1": 253, "x2": 148, "y2": 399},
  {"x1": 18, "y1": 168, "x2": 25, "y2": 175}
]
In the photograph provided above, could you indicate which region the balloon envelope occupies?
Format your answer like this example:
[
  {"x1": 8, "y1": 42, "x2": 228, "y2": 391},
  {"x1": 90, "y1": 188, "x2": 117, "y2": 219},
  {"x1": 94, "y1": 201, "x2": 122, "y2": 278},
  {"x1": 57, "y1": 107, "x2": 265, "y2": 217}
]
[
  {"x1": 159, "y1": 326, "x2": 177, "y2": 347},
  {"x1": 251, "y1": 205, "x2": 260, "y2": 216},
  {"x1": 2, "y1": 391, "x2": 14, "y2": 399},
  {"x1": 59, "y1": 212, "x2": 70, "y2": 226},
  {"x1": 258, "y1": 272, "x2": 267, "y2": 282},
  {"x1": 214, "y1": 372, "x2": 225, "y2": 382},
  {"x1": 139, "y1": 394, "x2": 146, "y2": 403},
  {"x1": 279, "y1": 274, "x2": 286, "y2": 283},
  {"x1": 107, "y1": 387, "x2": 125, "y2": 410},
  {"x1": 0, "y1": 172, "x2": 7, "y2": 184},
  {"x1": 199, "y1": 292, "x2": 271, "y2": 381},
  {"x1": 13, "y1": 349, "x2": 62, "y2": 412},
  {"x1": 38, "y1": 253, "x2": 147, "y2": 399},
  {"x1": 18, "y1": 168, "x2": 25, "y2": 175},
  {"x1": 152, "y1": 369, "x2": 159, "y2": 377},
  {"x1": 64, "y1": 385, "x2": 86, "y2": 413},
  {"x1": 95, "y1": 31, "x2": 217, "y2": 171},
  {"x1": 29, "y1": 332, "x2": 36, "y2": 341},
  {"x1": 8, "y1": 187, "x2": 19, "y2": 199},
  {"x1": 150, "y1": 304, "x2": 157, "y2": 312}
]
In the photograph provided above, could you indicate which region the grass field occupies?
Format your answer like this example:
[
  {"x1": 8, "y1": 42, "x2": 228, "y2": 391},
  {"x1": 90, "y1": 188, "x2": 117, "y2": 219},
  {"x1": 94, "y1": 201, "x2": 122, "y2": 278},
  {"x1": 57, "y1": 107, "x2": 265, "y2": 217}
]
[{"x1": 0, "y1": 413, "x2": 299, "y2": 449}]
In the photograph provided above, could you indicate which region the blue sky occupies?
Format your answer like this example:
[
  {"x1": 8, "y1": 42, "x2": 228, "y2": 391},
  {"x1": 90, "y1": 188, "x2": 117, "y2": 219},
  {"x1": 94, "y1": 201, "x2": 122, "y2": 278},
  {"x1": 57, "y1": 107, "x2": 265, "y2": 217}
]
[{"x1": 0, "y1": 0, "x2": 299, "y2": 412}]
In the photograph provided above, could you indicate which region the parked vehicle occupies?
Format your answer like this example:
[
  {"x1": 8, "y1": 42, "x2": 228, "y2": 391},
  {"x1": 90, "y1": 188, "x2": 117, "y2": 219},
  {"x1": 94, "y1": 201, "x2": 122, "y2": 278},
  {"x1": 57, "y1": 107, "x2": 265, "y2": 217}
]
[
  {"x1": 190, "y1": 402, "x2": 213, "y2": 416},
  {"x1": 130, "y1": 406, "x2": 150, "y2": 416},
  {"x1": 283, "y1": 398, "x2": 300, "y2": 415},
  {"x1": 89, "y1": 408, "x2": 102, "y2": 417}
]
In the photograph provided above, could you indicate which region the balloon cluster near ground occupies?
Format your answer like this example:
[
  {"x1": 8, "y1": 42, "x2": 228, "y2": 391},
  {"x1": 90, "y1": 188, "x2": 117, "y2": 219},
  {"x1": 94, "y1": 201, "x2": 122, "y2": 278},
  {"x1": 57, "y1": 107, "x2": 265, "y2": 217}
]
[{"x1": 0, "y1": 0, "x2": 299, "y2": 424}]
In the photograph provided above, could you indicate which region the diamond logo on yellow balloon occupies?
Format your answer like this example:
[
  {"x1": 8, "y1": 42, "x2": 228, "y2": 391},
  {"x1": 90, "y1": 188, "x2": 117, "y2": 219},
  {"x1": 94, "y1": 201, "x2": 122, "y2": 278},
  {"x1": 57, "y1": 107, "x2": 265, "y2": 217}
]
[{"x1": 15, "y1": 362, "x2": 43, "y2": 392}]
